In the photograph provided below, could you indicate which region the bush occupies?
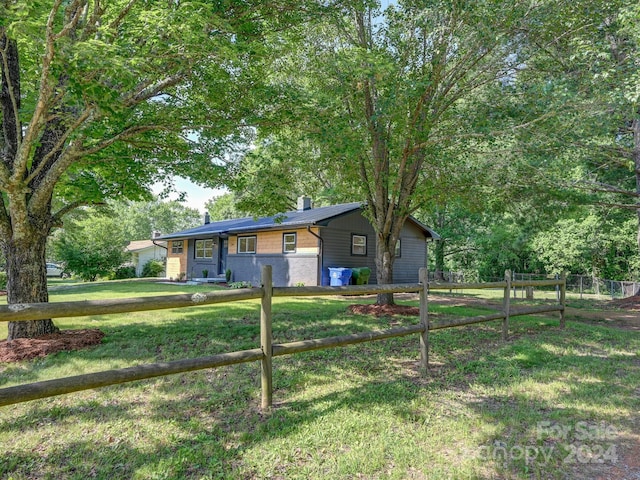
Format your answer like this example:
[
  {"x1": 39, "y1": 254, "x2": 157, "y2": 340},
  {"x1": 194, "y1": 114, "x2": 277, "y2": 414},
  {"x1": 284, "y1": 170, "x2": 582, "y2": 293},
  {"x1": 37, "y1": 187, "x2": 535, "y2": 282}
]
[
  {"x1": 141, "y1": 259, "x2": 165, "y2": 277},
  {"x1": 0, "y1": 271, "x2": 7, "y2": 290},
  {"x1": 113, "y1": 265, "x2": 137, "y2": 279}
]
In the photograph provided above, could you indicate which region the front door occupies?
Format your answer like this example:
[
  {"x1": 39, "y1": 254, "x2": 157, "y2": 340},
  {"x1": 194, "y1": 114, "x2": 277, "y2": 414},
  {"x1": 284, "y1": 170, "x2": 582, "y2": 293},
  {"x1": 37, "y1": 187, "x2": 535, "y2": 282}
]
[{"x1": 218, "y1": 238, "x2": 228, "y2": 275}]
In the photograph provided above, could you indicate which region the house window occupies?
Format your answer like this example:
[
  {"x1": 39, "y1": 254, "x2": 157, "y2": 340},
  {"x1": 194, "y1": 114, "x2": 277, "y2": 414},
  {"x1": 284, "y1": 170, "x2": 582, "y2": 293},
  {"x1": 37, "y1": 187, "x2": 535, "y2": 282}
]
[
  {"x1": 195, "y1": 239, "x2": 213, "y2": 259},
  {"x1": 395, "y1": 239, "x2": 401, "y2": 258},
  {"x1": 238, "y1": 236, "x2": 257, "y2": 254},
  {"x1": 171, "y1": 240, "x2": 184, "y2": 254},
  {"x1": 351, "y1": 234, "x2": 367, "y2": 256},
  {"x1": 283, "y1": 233, "x2": 297, "y2": 253}
]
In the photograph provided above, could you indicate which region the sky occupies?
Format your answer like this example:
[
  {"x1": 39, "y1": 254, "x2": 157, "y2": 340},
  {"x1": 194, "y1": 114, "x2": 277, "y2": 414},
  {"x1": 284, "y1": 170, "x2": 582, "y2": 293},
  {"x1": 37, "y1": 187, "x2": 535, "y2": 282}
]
[{"x1": 152, "y1": 177, "x2": 226, "y2": 214}]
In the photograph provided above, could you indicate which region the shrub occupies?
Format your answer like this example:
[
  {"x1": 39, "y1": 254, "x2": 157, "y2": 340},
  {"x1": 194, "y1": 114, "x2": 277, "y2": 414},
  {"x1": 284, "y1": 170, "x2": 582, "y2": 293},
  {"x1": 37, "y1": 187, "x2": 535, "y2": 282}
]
[
  {"x1": 113, "y1": 265, "x2": 137, "y2": 279},
  {"x1": 225, "y1": 268, "x2": 232, "y2": 282},
  {"x1": 141, "y1": 259, "x2": 165, "y2": 278},
  {"x1": 229, "y1": 281, "x2": 251, "y2": 289}
]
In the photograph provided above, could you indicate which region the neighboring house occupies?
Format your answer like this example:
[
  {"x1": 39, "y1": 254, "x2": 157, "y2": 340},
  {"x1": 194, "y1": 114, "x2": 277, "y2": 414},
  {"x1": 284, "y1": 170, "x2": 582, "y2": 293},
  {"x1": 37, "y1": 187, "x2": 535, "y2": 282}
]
[
  {"x1": 125, "y1": 239, "x2": 167, "y2": 277},
  {"x1": 157, "y1": 198, "x2": 439, "y2": 287}
]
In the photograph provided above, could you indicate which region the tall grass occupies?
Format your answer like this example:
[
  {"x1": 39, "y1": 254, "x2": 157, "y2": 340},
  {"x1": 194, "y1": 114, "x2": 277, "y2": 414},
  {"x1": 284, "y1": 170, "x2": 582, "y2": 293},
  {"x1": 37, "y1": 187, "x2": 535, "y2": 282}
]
[{"x1": 0, "y1": 281, "x2": 638, "y2": 479}]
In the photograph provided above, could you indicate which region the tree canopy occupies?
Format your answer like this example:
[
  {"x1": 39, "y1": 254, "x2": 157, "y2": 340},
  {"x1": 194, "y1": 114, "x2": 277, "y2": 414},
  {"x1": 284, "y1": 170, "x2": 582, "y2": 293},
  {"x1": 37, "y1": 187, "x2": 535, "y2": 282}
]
[
  {"x1": 227, "y1": 0, "x2": 596, "y2": 303},
  {"x1": 0, "y1": 0, "x2": 325, "y2": 339}
]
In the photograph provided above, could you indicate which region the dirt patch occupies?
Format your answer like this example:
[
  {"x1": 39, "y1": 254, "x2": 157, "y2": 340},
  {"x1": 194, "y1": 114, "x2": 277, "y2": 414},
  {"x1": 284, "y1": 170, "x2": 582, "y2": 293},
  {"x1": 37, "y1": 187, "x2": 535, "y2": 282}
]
[
  {"x1": 347, "y1": 293, "x2": 640, "y2": 331},
  {"x1": 0, "y1": 329, "x2": 105, "y2": 363},
  {"x1": 347, "y1": 303, "x2": 420, "y2": 317},
  {"x1": 565, "y1": 307, "x2": 640, "y2": 331},
  {"x1": 611, "y1": 294, "x2": 640, "y2": 310}
]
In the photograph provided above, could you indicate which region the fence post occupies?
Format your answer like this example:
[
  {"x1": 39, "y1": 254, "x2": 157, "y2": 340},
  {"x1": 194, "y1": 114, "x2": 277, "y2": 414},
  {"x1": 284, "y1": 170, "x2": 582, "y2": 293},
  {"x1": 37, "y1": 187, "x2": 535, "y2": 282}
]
[
  {"x1": 502, "y1": 270, "x2": 511, "y2": 341},
  {"x1": 419, "y1": 267, "x2": 429, "y2": 374},
  {"x1": 560, "y1": 272, "x2": 566, "y2": 329},
  {"x1": 579, "y1": 275, "x2": 583, "y2": 300},
  {"x1": 260, "y1": 265, "x2": 273, "y2": 409}
]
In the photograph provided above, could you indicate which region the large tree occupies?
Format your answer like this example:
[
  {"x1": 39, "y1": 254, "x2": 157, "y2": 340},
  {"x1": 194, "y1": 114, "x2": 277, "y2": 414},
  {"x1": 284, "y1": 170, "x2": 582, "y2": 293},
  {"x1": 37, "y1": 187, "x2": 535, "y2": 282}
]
[
  {"x1": 0, "y1": 0, "x2": 300, "y2": 339},
  {"x1": 507, "y1": 1, "x2": 640, "y2": 267},
  {"x1": 52, "y1": 207, "x2": 130, "y2": 282},
  {"x1": 115, "y1": 199, "x2": 201, "y2": 241},
  {"x1": 244, "y1": 1, "x2": 578, "y2": 304}
]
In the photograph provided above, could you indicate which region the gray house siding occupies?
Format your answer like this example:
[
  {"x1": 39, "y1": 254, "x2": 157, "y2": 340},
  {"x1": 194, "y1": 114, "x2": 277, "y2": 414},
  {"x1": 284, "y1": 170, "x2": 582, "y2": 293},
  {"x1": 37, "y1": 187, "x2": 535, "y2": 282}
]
[
  {"x1": 393, "y1": 222, "x2": 428, "y2": 283},
  {"x1": 228, "y1": 254, "x2": 319, "y2": 287},
  {"x1": 187, "y1": 236, "x2": 219, "y2": 279},
  {"x1": 320, "y1": 210, "x2": 427, "y2": 285},
  {"x1": 320, "y1": 211, "x2": 377, "y2": 285},
  {"x1": 161, "y1": 202, "x2": 436, "y2": 286}
]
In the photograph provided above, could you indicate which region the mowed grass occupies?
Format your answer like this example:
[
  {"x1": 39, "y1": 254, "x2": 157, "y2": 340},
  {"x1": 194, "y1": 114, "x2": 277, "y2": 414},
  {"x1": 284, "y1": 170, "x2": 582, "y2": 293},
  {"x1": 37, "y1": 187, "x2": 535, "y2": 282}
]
[{"x1": 1, "y1": 281, "x2": 639, "y2": 479}]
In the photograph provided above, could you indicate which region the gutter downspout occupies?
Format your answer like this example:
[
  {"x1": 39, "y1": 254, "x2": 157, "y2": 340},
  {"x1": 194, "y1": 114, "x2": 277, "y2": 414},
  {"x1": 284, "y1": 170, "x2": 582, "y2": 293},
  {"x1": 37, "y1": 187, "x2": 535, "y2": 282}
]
[
  {"x1": 152, "y1": 240, "x2": 168, "y2": 250},
  {"x1": 152, "y1": 239, "x2": 169, "y2": 279},
  {"x1": 307, "y1": 226, "x2": 324, "y2": 286}
]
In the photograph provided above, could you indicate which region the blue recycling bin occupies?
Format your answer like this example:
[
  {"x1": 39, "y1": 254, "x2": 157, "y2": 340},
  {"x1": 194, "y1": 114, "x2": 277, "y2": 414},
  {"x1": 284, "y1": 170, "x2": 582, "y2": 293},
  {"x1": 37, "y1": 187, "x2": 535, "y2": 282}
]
[{"x1": 329, "y1": 267, "x2": 352, "y2": 286}]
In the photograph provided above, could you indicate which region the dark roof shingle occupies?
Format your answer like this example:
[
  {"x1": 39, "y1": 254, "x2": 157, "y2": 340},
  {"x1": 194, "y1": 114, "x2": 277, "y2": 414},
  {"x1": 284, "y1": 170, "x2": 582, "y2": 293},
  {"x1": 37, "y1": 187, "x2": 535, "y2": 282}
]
[
  {"x1": 157, "y1": 202, "x2": 363, "y2": 240},
  {"x1": 157, "y1": 202, "x2": 440, "y2": 240}
]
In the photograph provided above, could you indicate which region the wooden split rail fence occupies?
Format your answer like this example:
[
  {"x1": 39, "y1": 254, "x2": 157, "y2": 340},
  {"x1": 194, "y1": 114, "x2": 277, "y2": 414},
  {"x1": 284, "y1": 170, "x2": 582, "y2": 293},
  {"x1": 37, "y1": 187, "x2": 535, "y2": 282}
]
[{"x1": 0, "y1": 267, "x2": 566, "y2": 409}]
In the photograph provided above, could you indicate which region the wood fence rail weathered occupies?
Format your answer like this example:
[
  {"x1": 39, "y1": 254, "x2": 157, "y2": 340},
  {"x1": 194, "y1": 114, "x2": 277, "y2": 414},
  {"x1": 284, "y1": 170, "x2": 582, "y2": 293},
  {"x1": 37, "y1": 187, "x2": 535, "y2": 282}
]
[{"x1": 0, "y1": 267, "x2": 565, "y2": 408}]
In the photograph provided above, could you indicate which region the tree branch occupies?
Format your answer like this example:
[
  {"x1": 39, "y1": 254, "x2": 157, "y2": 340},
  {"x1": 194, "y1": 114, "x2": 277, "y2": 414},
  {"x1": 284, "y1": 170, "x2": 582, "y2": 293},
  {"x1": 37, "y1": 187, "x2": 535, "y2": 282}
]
[
  {"x1": 13, "y1": 1, "x2": 62, "y2": 179},
  {"x1": 578, "y1": 181, "x2": 639, "y2": 198},
  {"x1": 25, "y1": 107, "x2": 95, "y2": 186},
  {"x1": 593, "y1": 201, "x2": 640, "y2": 211},
  {"x1": 123, "y1": 74, "x2": 186, "y2": 107},
  {"x1": 51, "y1": 200, "x2": 98, "y2": 225},
  {"x1": 0, "y1": 30, "x2": 22, "y2": 169},
  {"x1": 0, "y1": 193, "x2": 10, "y2": 240},
  {"x1": 53, "y1": 0, "x2": 86, "y2": 41},
  {"x1": 109, "y1": 0, "x2": 138, "y2": 32},
  {"x1": 81, "y1": 124, "x2": 170, "y2": 157}
]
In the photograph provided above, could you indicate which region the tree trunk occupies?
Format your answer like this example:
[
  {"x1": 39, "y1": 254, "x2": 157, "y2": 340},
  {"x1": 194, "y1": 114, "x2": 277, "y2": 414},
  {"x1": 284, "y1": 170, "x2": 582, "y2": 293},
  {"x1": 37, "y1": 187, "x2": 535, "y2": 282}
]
[
  {"x1": 375, "y1": 237, "x2": 395, "y2": 305},
  {"x1": 5, "y1": 232, "x2": 58, "y2": 340},
  {"x1": 634, "y1": 117, "x2": 640, "y2": 296}
]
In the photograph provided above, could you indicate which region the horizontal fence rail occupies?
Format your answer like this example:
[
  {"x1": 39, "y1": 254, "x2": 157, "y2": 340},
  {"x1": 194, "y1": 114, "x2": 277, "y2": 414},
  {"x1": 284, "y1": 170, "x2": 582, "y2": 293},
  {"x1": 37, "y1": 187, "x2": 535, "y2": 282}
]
[
  {"x1": 0, "y1": 288, "x2": 263, "y2": 323},
  {"x1": 0, "y1": 268, "x2": 566, "y2": 408},
  {"x1": 0, "y1": 349, "x2": 264, "y2": 406}
]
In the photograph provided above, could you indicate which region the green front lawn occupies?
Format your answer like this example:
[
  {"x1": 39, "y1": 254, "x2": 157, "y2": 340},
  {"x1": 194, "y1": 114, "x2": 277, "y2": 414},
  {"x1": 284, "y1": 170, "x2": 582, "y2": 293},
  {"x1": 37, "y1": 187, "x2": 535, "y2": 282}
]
[{"x1": 0, "y1": 281, "x2": 638, "y2": 479}]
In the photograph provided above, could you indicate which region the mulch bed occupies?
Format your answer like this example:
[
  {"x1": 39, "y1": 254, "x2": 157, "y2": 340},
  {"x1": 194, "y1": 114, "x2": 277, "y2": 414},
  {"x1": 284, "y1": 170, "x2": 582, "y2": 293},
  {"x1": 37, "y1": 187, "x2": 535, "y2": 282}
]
[{"x1": 0, "y1": 329, "x2": 105, "y2": 363}]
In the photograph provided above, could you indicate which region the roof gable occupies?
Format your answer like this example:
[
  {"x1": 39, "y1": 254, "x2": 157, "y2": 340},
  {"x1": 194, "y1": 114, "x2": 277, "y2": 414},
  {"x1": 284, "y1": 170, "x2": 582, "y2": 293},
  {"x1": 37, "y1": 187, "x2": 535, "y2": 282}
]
[{"x1": 126, "y1": 240, "x2": 167, "y2": 252}]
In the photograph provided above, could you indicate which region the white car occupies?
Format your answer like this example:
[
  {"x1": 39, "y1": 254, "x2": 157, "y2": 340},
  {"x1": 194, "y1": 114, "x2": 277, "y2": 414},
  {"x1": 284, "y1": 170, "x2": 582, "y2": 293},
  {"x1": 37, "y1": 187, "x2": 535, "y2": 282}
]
[{"x1": 46, "y1": 263, "x2": 65, "y2": 277}]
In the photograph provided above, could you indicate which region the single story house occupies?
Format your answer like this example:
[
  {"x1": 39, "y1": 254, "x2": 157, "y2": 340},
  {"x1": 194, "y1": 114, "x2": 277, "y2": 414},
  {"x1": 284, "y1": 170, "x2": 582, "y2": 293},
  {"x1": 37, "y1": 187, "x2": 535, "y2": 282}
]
[
  {"x1": 125, "y1": 239, "x2": 167, "y2": 277},
  {"x1": 157, "y1": 198, "x2": 439, "y2": 286}
]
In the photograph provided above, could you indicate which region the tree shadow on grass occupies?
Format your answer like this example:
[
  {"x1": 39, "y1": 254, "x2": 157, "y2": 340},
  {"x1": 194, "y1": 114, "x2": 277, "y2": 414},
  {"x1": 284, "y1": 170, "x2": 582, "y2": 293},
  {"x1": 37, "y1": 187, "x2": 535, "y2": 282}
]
[{"x1": 1, "y1": 311, "x2": 638, "y2": 479}]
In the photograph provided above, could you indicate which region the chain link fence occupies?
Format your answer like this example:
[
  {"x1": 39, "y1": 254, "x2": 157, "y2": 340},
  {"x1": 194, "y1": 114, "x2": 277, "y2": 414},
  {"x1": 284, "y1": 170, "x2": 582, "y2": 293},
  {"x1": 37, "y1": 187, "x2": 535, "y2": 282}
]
[{"x1": 429, "y1": 271, "x2": 639, "y2": 300}]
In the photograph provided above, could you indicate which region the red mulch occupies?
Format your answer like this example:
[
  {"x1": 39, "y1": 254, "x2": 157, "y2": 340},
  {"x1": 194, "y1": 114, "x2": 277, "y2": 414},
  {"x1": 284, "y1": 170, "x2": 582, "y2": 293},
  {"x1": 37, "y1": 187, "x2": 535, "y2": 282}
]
[{"x1": 0, "y1": 329, "x2": 105, "y2": 363}]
